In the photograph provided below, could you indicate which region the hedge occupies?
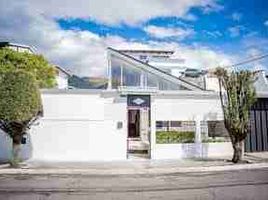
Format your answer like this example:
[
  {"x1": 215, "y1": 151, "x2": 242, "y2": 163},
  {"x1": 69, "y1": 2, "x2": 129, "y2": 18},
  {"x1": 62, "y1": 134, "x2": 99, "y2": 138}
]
[{"x1": 156, "y1": 131, "x2": 228, "y2": 144}]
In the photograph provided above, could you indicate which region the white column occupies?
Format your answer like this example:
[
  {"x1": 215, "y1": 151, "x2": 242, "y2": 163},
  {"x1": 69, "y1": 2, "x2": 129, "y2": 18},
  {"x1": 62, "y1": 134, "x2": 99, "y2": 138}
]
[
  {"x1": 195, "y1": 116, "x2": 202, "y2": 158},
  {"x1": 120, "y1": 64, "x2": 123, "y2": 86},
  {"x1": 150, "y1": 97, "x2": 156, "y2": 159},
  {"x1": 195, "y1": 117, "x2": 202, "y2": 143},
  {"x1": 107, "y1": 52, "x2": 112, "y2": 90}
]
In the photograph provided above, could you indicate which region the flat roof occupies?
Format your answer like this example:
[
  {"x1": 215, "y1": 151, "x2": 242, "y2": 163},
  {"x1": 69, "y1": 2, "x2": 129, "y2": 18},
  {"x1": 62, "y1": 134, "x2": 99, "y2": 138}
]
[
  {"x1": 0, "y1": 41, "x2": 35, "y2": 53},
  {"x1": 118, "y1": 49, "x2": 174, "y2": 55}
]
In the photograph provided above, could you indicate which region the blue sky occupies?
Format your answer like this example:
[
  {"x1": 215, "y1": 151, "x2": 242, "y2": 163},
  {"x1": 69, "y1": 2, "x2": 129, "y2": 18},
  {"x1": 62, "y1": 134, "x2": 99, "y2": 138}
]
[
  {"x1": 58, "y1": 0, "x2": 268, "y2": 55},
  {"x1": 0, "y1": 0, "x2": 268, "y2": 76}
]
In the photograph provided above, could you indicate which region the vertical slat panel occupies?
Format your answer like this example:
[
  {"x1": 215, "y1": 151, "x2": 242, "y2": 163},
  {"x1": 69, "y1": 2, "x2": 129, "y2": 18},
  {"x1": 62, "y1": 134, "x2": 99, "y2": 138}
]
[
  {"x1": 245, "y1": 130, "x2": 251, "y2": 152},
  {"x1": 246, "y1": 111, "x2": 254, "y2": 152},
  {"x1": 248, "y1": 98, "x2": 268, "y2": 152},
  {"x1": 251, "y1": 110, "x2": 257, "y2": 152},
  {"x1": 256, "y1": 110, "x2": 262, "y2": 151},
  {"x1": 261, "y1": 111, "x2": 268, "y2": 151}
]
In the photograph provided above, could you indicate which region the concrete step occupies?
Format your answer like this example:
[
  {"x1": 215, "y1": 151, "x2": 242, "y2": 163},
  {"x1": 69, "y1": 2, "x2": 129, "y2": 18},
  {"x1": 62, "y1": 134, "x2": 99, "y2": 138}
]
[
  {"x1": 128, "y1": 140, "x2": 149, "y2": 151},
  {"x1": 127, "y1": 153, "x2": 150, "y2": 160}
]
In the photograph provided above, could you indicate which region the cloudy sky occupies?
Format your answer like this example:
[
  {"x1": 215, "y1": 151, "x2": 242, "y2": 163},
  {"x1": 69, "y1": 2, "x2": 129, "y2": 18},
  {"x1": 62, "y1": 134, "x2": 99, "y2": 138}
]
[{"x1": 0, "y1": 0, "x2": 268, "y2": 76}]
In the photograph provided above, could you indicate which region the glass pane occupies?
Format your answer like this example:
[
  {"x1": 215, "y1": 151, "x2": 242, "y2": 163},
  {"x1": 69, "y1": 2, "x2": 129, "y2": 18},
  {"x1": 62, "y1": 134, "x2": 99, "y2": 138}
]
[
  {"x1": 110, "y1": 55, "x2": 190, "y2": 90},
  {"x1": 111, "y1": 59, "x2": 121, "y2": 89},
  {"x1": 146, "y1": 73, "x2": 158, "y2": 88},
  {"x1": 122, "y1": 63, "x2": 141, "y2": 87}
]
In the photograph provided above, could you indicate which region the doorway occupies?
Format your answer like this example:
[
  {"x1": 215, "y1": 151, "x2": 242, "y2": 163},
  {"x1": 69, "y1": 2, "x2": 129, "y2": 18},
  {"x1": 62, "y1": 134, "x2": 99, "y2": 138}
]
[
  {"x1": 126, "y1": 95, "x2": 151, "y2": 159},
  {"x1": 128, "y1": 109, "x2": 140, "y2": 138}
]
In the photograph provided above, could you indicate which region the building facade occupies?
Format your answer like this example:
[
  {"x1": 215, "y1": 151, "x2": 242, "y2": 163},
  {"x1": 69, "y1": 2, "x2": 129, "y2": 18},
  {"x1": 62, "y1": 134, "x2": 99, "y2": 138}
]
[
  {"x1": 0, "y1": 47, "x2": 233, "y2": 162},
  {"x1": 1, "y1": 47, "x2": 267, "y2": 162}
]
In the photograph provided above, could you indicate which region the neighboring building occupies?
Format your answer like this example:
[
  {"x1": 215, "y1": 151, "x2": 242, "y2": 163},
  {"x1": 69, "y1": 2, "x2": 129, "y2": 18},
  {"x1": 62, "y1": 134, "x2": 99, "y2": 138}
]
[
  {"x1": 119, "y1": 49, "x2": 186, "y2": 77},
  {"x1": 0, "y1": 41, "x2": 35, "y2": 53},
  {"x1": 245, "y1": 70, "x2": 268, "y2": 152},
  {"x1": 55, "y1": 66, "x2": 71, "y2": 89},
  {"x1": 0, "y1": 41, "x2": 71, "y2": 90}
]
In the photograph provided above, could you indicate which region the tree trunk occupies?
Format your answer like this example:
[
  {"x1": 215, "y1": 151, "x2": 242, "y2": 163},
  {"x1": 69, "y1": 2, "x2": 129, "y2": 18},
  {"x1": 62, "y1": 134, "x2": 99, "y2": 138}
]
[
  {"x1": 232, "y1": 140, "x2": 244, "y2": 163},
  {"x1": 10, "y1": 137, "x2": 21, "y2": 167}
]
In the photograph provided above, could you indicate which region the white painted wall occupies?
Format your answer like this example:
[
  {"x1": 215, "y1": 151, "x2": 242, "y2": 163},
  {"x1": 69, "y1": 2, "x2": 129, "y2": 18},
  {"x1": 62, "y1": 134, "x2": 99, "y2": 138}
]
[
  {"x1": 152, "y1": 143, "x2": 233, "y2": 159},
  {"x1": 152, "y1": 97, "x2": 223, "y2": 121},
  {"x1": 29, "y1": 91, "x2": 127, "y2": 161},
  {"x1": 0, "y1": 130, "x2": 32, "y2": 162},
  {"x1": 150, "y1": 95, "x2": 226, "y2": 159},
  {"x1": 205, "y1": 76, "x2": 220, "y2": 91},
  {"x1": 1, "y1": 90, "x2": 231, "y2": 162}
]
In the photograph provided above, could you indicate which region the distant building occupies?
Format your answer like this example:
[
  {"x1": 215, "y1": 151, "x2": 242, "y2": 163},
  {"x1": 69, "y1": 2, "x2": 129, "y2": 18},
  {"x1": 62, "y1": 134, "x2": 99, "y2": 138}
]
[
  {"x1": 0, "y1": 41, "x2": 71, "y2": 89},
  {"x1": 55, "y1": 66, "x2": 71, "y2": 89},
  {"x1": 119, "y1": 49, "x2": 187, "y2": 77},
  {"x1": 0, "y1": 41, "x2": 35, "y2": 53}
]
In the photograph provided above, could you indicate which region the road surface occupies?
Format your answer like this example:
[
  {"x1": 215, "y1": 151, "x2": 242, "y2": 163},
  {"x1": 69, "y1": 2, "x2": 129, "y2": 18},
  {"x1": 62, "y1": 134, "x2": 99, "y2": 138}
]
[{"x1": 0, "y1": 167, "x2": 268, "y2": 200}]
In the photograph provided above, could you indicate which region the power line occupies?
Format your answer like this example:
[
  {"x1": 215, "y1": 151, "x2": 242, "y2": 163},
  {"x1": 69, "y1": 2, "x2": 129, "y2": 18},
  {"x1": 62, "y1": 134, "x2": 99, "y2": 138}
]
[{"x1": 222, "y1": 53, "x2": 268, "y2": 69}]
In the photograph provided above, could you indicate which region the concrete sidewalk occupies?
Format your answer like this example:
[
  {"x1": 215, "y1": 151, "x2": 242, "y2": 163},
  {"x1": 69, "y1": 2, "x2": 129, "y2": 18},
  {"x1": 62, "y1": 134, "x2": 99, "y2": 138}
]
[{"x1": 0, "y1": 152, "x2": 268, "y2": 175}]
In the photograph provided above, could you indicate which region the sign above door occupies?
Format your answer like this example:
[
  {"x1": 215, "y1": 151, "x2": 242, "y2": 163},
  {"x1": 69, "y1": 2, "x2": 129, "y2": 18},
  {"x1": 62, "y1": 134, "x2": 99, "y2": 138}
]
[{"x1": 127, "y1": 95, "x2": 150, "y2": 108}]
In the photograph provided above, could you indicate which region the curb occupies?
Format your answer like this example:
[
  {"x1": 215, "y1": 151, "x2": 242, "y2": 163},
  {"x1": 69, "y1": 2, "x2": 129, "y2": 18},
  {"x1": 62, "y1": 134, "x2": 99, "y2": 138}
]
[
  {"x1": 0, "y1": 163, "x2": 268, "y2": 176},
  {"x1": 0, "y1": 164, "x2": 9, "y2": 169}
]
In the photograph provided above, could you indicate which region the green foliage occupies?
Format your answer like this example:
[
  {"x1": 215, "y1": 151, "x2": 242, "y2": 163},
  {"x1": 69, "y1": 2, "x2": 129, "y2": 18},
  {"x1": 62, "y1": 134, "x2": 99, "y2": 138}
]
[
  {"x1": 215, "y1": 68, "x2": 256, "y2": 143},
  {"x1": 0, "y1": 47, "x2": 56, "y2": 88},
  {"x1": 156, "y1": 131, "x2": 228, "y2": 144},
  {"x1": 156, "y1": 131, "x2": 195, "y2": 143},
  {"x1": 202, "y1": 137, "x2": 228, "y2": 143},
  {"x1": 0, "y1": 70, "x2": 42, "y2": 122}
]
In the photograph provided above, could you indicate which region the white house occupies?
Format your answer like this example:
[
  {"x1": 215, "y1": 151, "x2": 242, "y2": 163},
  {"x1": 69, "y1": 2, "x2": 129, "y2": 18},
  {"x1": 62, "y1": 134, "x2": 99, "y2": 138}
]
[
  {"x1": 3, "y1": 47, "x2": 267, "y2": 162},
  {"x1": 0, "y1": 47, "x2": 235, "y2": 162}
]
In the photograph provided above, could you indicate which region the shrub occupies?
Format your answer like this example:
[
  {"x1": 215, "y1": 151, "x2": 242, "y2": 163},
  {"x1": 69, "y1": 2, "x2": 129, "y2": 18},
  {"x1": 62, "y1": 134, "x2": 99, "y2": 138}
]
[{"x1": 156, "y1": 131, "x2": 195, "y2": 144}]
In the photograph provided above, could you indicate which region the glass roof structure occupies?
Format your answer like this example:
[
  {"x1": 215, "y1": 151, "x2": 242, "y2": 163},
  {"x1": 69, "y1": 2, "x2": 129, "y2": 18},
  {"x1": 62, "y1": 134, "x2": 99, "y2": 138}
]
[{"x1": 107, "y1": 48, "x2": 204, "y2": 91}]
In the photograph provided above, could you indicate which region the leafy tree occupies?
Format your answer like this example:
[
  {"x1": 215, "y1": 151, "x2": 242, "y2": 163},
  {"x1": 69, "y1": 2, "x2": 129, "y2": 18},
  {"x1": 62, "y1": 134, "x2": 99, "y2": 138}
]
[
  {"x1": 0, "y1": 48, "x2": 55, "y2": 166},
  {"x1": 0, "y1": 47, "x2": 56, "y2": 88},
  {"x1": 215, "y1": 68, "x2": 256, "y2": 163},
  {"x1": 0, "y1": 70, "x2": 43, "y2": 166}
]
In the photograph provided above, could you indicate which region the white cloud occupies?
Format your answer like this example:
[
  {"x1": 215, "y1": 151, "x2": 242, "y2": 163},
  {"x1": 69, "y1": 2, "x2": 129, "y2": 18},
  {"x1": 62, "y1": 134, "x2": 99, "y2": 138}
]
[
  {"x1": 264, "y1": 20, "x2": 268, "y2": 27},
  {"x1": 172, "y1": 44, "x2": 233, "y2": 69},
  {"x1": 24, "y1": 0, "x2": 221, "y2": 25},
  {"x1": 228, "y1": 25, "x2": 245, "y2": 38},
  {"x1": 203, "y1": 30, "x2": 222, "y2": 38},
  {"x1": 0, "y1": 0, "x2": 233, "y2": 77},
  {"x1": 231, "y1": 12, "x2": 242, "y2": 21},
  {"x1": 144, "y1": 25, "x2": 194, "y2": 40},
  {"x1": 183, "y1": 13, "x2": 198, "y2": 21}
]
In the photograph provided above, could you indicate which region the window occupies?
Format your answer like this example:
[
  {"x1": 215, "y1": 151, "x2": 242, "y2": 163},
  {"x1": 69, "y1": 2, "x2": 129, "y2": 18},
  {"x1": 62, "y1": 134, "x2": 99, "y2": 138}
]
[
  {"x1": 111, "y1": 59, "x2": 121, "y2": 89},
  {"x1": 139, "y1": 55, "x2": 147, "y2": 61},
  {"x1": 170, "y1": 121, "x2": 182, "y2": 127},
  {"x1": 156, "y1": 120, "x2": 196, "y2": 143},
  {"x1": 207, "y1": 121, "x2": 228, "y2": 138},
  {"x1": 110, "y1": 55, "x2": 189, "y2": 90}
]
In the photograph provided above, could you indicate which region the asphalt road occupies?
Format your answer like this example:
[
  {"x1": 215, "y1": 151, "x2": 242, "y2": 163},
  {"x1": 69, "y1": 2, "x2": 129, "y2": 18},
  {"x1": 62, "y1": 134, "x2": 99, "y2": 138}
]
[{"x1": 0, "y1": 167, "x2": 268, "y2": 200}]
